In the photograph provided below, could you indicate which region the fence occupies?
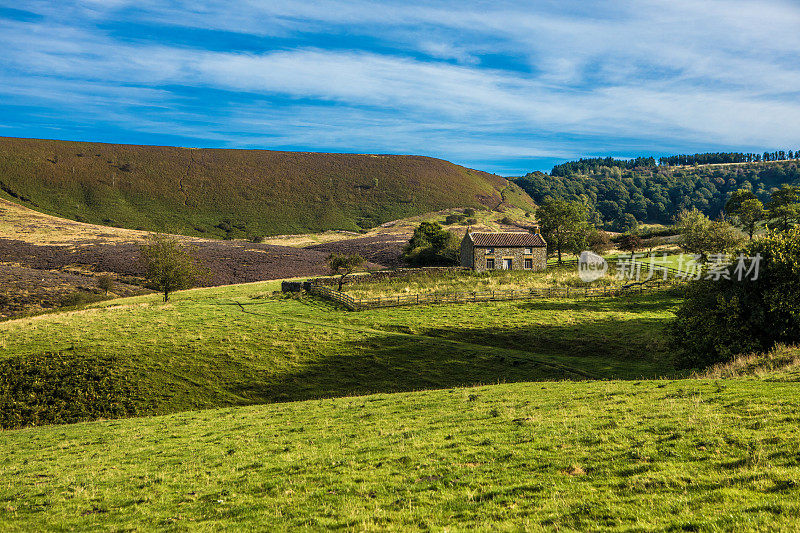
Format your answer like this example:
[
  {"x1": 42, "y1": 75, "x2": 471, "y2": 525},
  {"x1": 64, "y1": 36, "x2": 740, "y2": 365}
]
[{"x1": 309, "y1": 281, "x2": 677, "y2": 311}]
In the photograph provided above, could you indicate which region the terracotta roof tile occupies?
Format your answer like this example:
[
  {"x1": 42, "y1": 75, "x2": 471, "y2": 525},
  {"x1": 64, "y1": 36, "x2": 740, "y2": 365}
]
[{"x1": 468, "y1": 232, "x2": 546, "y2": 247}]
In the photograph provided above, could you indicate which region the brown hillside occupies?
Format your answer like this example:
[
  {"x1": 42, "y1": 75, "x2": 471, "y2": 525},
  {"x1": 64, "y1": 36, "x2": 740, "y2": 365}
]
[{"x1": 0, "y1": 137, "x2": 534, "y2": 237}]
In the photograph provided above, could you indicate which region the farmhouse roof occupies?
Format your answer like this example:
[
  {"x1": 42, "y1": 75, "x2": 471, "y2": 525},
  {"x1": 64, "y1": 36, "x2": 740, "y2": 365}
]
[{"x1": 468, "y1": 232, "x2": 546, "y2": 247}]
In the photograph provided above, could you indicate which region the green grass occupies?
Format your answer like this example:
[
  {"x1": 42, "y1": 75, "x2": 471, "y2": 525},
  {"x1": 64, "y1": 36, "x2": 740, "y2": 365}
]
[
  {"x1": 3, "y1": 376, "x2": 800, "y2": 530},
  {"x1": 0, "y1": 280, "x2": 680, "y2": 425},
  {"x1": 0, "y1": 137, "x2": 535, "y2": 237},
  {"x1": 343, "y1": 266, "x2": 625, "y2": 300}
]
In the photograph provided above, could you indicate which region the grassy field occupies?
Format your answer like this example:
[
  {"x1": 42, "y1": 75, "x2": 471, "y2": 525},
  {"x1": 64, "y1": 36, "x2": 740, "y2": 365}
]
[
  {"x1": 0, "y1": 279, "x2": 681, "y2": 426},
  {"x1": 0, "y1": 137, "x2": 535, "y2": 237},
  {"x1": 2, "y1": 369, "x2": 800, "y2": 530},
  {"x1": 343, "y1": 266, "x2": 628, "y2": 300}
]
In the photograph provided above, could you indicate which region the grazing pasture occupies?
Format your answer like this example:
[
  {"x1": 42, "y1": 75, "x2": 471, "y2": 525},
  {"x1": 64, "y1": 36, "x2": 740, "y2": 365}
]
[
  {"x1": 0, "y1": 281, "x2": 680, "y2": 428},
  {"x1": 2, "y1": 374, "x2": 800, "y2": 531}
]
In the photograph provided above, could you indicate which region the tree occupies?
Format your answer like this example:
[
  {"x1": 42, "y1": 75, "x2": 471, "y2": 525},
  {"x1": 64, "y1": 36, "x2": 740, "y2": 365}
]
[
  {"x1": 618, "y1": 233, "x2": 643, "y2": 259},
  {"x1": 586, "y1": 229, "x2": 612, "y2": 255},
  {"x1": 140, "y1": 234, "x2": 201, "y2": 302},
  {"x1": 726, "y1": 189, "x2": 764, "y2": 240},
  {"x1": 617, "y1": 213, "x2": 639, "y2": 233},
  {"x1": 671, "y1": 228, "x2": 800, "y2": 368},
  {"x1": 96, "y1": 274, "x2": 114, "y2": 296},
  {"x1": 676, "y1": 209, "x2": 740, "y2": 262},
  {"x1": 735, "y1": 199, "x2": 766, "y2": 240},
  {"x1": 536, "y1": 197, "x2": 592, "y2": 263},
  {"x1": 402, "y1": 222, "x2": 459, "y2": 266},
  {"x1": 767, "y1": 184, "x2": 800, "y2": 232},
  {"x1": 326, "y1": 253, "x2": 365, "y2": 291},
  {"x1": 725, "y1": 189, "x2": 757, "y2": 217}
]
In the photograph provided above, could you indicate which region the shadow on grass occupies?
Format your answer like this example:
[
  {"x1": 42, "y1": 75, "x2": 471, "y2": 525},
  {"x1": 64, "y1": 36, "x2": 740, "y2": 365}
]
[{"x1": 225, "y1": 331, "x2": 589, "y2": 405}]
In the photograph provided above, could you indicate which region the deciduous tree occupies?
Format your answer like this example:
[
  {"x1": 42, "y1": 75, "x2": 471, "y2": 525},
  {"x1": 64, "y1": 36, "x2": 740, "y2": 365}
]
[
  {"x1": 536, "y1": 197, "x2": 592, "y2": 263},
  {"x1": 676, "y1": 209, "x2": 740, "y2": 262},
  {"x1": 326, "y1": 253, "x2": 365, "y2": 291},
  {"x1": 140, "y1": 234, "x2": 201, "y2": 302}
]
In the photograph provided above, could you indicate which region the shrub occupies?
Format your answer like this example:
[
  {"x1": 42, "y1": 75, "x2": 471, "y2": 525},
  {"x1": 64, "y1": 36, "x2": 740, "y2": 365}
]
[
  {"x1": 671, "y1": 229, "x2": 800, "y2": 369},
  {"x1": 444, "y1": 214, "x2": 465, "y2": 225},
  {"x1": 463, "y1": 208, "x2": 476, "y2": 217},
  {"x1": 0, "y1": 351, "x2": 140, "y2": 429},
  {"x1": 402, "y1": 222, "x2": 459, "y2": 266},
  {"x1": 59, "y1": 290, "x2": 106, "y2": 308}
]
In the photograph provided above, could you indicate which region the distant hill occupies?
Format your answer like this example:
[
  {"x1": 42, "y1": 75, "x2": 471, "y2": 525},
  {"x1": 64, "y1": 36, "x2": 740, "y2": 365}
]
[
  {"x1": 515, "y1": 159, "x2": 800, "y2": 231},
  {"x1": 0, "y1": 137, "x2": 534, "y2": 237}
]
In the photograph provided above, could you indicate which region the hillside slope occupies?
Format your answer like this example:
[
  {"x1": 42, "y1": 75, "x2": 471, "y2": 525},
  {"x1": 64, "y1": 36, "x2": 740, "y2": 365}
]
[
  {"x1": 0, "y1": 280, "x2": 678, "y2": 428},
  {"x1": 3, "y1": 376, "x2": 800, "y2": 530},
  {"x1": 0, "y1": 137, "x2": 534, "y2": 237},
  {"x1": 515, "y1": 159, "x2": 800, "y2": 231}
]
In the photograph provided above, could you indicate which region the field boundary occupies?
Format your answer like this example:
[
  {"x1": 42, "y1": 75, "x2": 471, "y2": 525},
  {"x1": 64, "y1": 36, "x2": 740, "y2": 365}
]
[{"x1": 309, "y1": 280, "x2": 678, "y2": 311}]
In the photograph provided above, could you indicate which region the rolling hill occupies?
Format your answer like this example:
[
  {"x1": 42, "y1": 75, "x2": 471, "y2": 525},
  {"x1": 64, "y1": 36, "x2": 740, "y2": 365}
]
[
  {"x1": 0, "y1": 137, "x2": 535, "y2": 237},
  {"x1": 3, "y1": 365, "x2": 800, "y2": 530},
  {"x1": 515, "y1": 158, "x2": 800, "y2": 231},
  {"x1": 0, "y1": 279, "x2": 679, "y2": 429}
]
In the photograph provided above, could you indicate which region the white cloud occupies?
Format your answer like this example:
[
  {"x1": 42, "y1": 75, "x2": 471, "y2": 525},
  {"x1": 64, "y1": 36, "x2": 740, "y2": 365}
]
[{"x1": 5, "y1": 0, "x2": 800, "y2": 172}]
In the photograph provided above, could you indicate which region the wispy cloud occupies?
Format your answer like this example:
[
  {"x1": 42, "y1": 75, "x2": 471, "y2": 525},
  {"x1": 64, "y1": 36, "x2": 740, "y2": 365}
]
[{"x1": 2, "y1": 0, "x2": 800, "y2": 173}]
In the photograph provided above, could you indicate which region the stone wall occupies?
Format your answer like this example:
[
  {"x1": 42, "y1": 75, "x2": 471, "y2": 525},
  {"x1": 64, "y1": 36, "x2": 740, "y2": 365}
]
[{"x1": 472, "y1": 246, "x2": 547, "y2": 272}]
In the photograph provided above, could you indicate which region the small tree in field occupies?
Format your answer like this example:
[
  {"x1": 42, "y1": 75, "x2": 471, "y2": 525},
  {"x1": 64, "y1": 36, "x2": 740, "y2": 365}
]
[
  {"x1": 676, "y1": 208, "x2": 740, "y2": 262},
  {"x1": 618, "y1": 232, "x2": 643, "y2": 259},
  {"x1": 536, "y1": 197, "x2": 592, "y2": 264},
  {"x1": 586, "y1": 229, "x2": 612, "y2": 255},
  {"x1": 96, "y1": 274, "x2": 114, "y2": 296},
  {"x1": 326, "y1": 253, "x2": 365, "y2": 291},
  {"x1": 140, "y1": 234, "x2": 201, "y2": 302}
]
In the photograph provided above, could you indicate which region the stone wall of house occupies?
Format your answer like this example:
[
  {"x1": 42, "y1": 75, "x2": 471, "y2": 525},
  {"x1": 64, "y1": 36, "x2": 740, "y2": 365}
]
[
  {"x1": 473, "y1": 246, "x2": 547, "y2": 272},
  {"x1": 460, "y1": 236, "x2": 474, "y2": 268}
]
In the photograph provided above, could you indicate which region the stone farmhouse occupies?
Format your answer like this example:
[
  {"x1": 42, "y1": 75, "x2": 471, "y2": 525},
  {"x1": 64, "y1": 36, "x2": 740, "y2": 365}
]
[{"x1": 460, "y1": 231, "x2": 547, "y2": 272}]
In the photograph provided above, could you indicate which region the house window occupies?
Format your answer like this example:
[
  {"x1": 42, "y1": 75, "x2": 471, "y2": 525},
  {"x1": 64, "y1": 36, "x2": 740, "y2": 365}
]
[
  {"x1": 486, "y1": 247, "x2": 494, "y2": 254},
  {"x1": 524, "y1": 258, "x2": 533, "y2": 269},
  {"x1": 486, "y1": 258, "x2": 495, "y2": 269},
  {"x1": 524, "y1": 247, "x2": 533, "y2": 254},
  {"x1": 503, "y1": 258, "x2": 512, "y2": 270}
]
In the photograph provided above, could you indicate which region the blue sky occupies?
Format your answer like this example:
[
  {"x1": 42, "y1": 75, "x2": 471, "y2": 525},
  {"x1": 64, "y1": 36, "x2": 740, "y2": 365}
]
[{"x1": 2, "y1": 1, "x2": 800, "y2": 174}]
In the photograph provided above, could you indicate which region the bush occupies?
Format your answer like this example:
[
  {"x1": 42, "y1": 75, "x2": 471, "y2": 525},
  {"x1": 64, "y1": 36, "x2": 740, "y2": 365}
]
[
  {"x1": 402, "y1": 222, "x2": 459, "y2": 266},
  {"x1": 464, "y1": 208, "x2": 476, "y2": 217},
  {"x1": 59, "y1": 290, "x2": 106, "y2": 308},
  {"x1": 671, "y1": 229, "x2": 800, "y2": 369},
  {"x1": 444, "y1": 214, "x2": 465, "y2": 225},
  {"x1": 464, "y1": 218, "x2": 478, "y2": 225},
  {"x1": 0, "y1": 351, "x2": 140, "y2": 429}
]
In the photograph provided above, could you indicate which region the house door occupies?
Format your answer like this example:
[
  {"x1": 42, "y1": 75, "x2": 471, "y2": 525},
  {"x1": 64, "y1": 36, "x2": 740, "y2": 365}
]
[{"x1": 503, "y1": 258, "x2": 512, "y2": 270}]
